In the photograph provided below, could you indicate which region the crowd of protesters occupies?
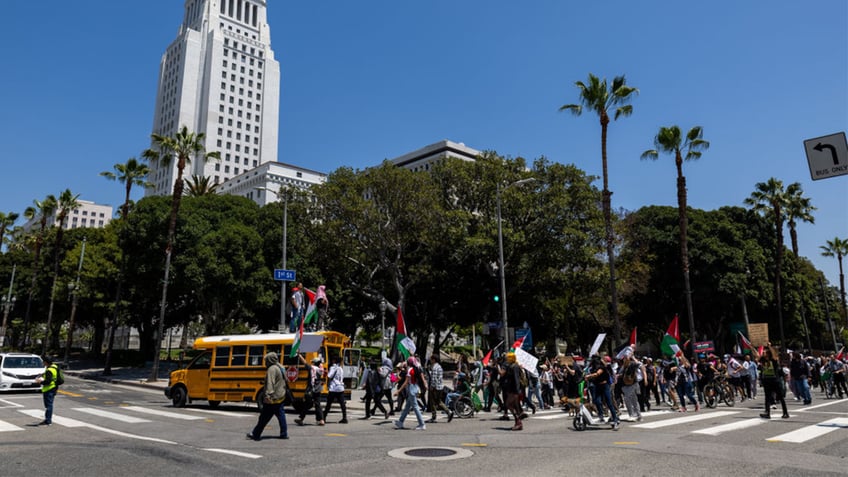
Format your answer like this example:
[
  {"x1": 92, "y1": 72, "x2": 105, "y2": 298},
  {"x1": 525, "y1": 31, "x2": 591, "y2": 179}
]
[{"x1": 287, "y1": 344, "x2": 847, "y2": 436}]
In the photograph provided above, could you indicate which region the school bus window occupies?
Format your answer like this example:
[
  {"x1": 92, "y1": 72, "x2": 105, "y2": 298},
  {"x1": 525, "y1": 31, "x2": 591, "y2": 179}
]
[
  {"x1": 189, "y1": 352, "x2": 211, "y2": 369},
  {"x1": 248, "y1": 345, "x2": 264, "y2": 366},
  {"x1": 231, "y1": 345, "x2": 247, "y2": 366},
  {"x1": 215, "y1": 346, "x2": 231, "y2": 367},
  {"x1": 325, "y1": 347, "x2": 340, "y2": 363},
  {"x1": 267, "y1": 344, "x2": 282, "y2": 356},
  {"x1": 281, "y1": 346, "x2": 297, "y2": 365}
]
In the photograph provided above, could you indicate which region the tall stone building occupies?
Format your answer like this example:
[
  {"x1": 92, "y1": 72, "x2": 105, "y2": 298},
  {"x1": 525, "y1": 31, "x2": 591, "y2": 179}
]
[{"x1": 146, "y1": 0, "x2": 280, "y2": 196}]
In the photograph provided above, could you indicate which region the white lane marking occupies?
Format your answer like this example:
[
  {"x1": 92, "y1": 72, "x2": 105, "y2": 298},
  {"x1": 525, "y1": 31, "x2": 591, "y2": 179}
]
[
  {"x1": 692, "y1": 418, "x2": 766, "y2": 436},
  {"x1": 534, "y1": 412, "x2": 570, "y2": 420},
  {"x1": 632, "y1": 410, "x2": 739, "y2": 429},
  {"x1": 121, "y1": 406, "x2": 204, "y2": 420},
  {"x1": 183, "y1": 408, "x2": 253, "y2": 418},
  {"x1": 0, "y1": 420, "x2": 24, "y2": 432},
  {"x1": 17, "y1": 408, "x2": 175, "y2": 444},
  {"x1": 18, "y1": 409, "x2": 92, "y2": 427},
  {"x1": 203, "y1": 448, "x2": 262, "y2": 459},
  {"x1": 73, "y1": 407, "x2": 151, "y2": 423},
  {"x1": 0, "y1": 399, "x2": 24, "y2": 408},
  {"x1": 796, "y1": 400, "x2": 847, "y2": 412},
  {"x1": 767, "y1": 418, "x2": 848, "y2": 443}
]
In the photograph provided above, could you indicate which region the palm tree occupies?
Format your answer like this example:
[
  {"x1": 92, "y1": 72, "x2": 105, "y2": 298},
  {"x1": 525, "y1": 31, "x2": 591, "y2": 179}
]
[
  {"x1": 43, "y1": 189, "x2": 80, "y2": 354},
  {"x1": 745, "y1": 178, "x2": 789, "y2": 347},
  {"x1": 21, "y1": 195, "x2": 56, "y2": 349},
  {"x1": 0, "y1": 212, "x2": 19, "y2": 252},
  {"x1": 821, "y1": 237, "x2": 848, "y2": 325},
  {"x1": 144, "y1": 126, "x2": 220, "y2": 381},
  {"x1": 560, "y1": 73, "x2": 638, "y2": 346},
  {"x1": 100, "y1": 158, "x2": 151, "y2": 219},
  {"x1": 641, "y1": 125, "x2": 709, "y2": 350},
  {"x1": 784, "y1": 183, "x2": 816, "y2": 258},
  {"x1": 100, "y1": 158, "x2": 151, "y2": 374},
  {"x1": 185, "y1": 175, "x2": 220, "y2": 197}
]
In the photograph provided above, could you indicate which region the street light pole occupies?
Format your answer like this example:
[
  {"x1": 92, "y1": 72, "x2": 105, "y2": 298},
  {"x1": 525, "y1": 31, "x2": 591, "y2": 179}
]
[
  {"x1": 379, "y1": 299, "x2": 387, "y2": 351},
  {"x1": 496, "y1": 177, "x2": 536, "y2": 352},
  {"x1": 256, "y1": 186, "x2": 288, "y2": 331},
  {"x1": 1, "y1": 264, "x2": 16, "y2": 347}
]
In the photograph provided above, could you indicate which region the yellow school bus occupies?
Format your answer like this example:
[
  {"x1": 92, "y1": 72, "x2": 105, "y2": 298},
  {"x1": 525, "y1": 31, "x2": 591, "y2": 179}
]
[{"x1": 164, "y1": 331, "x2": 353, "y2": 410}]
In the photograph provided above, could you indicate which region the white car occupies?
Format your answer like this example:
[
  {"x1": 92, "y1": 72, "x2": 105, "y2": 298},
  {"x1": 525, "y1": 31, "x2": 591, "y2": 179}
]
[{"x1": 0, "y1": 353, "x2": 45, "y2": 392}]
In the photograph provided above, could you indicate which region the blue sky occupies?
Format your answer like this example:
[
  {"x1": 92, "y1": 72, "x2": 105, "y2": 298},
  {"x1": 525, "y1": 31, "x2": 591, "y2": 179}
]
[{"x1": 0, "y1": 1, "x2": 845, "y2": 286}]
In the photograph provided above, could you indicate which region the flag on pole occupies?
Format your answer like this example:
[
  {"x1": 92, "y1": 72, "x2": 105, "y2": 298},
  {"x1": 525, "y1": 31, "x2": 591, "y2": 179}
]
[
  {"x1": 482, "y1": 340, "x2": 504, "y2": 366},
  {"x1": 511, "y1": 335, "x2": 526, "y2": 351},
  {"x1": 836, "y1": 347, "x2": 844, "y2": 361},
  {"x1": 660, "y1": 315, "x2": 683, "y2": 359},
  {"x1": 303, "y1": 288, "x2": 318, "y2": 325},
  {"x1": 738, "y1": 331, "x2": 753, "y2": 352},
  {"x1": 395, "y1": 307, "x2": 415, "y2": 359},
  {"x1": 629, "y1": 327, "x2": 637, "y2": 347},
  {"x1": 289, "y1": 314, "x2": 305, "y2": 358}
]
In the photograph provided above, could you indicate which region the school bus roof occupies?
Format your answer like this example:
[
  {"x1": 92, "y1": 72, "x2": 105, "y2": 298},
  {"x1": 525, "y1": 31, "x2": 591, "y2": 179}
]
[{"x1": 192, "y1": 331, "x2": 346, "y2": 350}]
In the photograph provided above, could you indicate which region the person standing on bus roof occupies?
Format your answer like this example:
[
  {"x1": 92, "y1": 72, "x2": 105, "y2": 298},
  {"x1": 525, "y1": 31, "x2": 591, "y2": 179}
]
[
  {"x1": 247, "y1": 352, "x2": 289, "y2": 440},
  {"x1": 289, "y1": 283, "x2": 304, "y2": 332}
]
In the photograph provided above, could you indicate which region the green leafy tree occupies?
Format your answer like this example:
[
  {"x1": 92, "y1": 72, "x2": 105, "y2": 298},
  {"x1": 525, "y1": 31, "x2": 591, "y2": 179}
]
[
  {"x1": 20, "y1": 195, "x2": 56, "y2": 349},
  {"x1": 641, "y1": 125, "x2": 709, "y2": 349},
  {"x1": 44, "y1": 189, "x2": 80, "y2": 353},
  {"x1": 143, "y1": 126, "x2": 220, "y2": 380},
  {"x1": 100, "y1": 157, "x2": 151, "y2": 373},
  {"x1": 745, "y1": 178, "x2": 790, "y2": 346},
  {"x1": 821, "y1": 237, "x2": 848, "y2": 323},
  {"x1": 0, "y1": 212, "x2": 19, "y2": 252},
  {"x1": 560, "y1": 73, "x2": 638, "y2": 345}
]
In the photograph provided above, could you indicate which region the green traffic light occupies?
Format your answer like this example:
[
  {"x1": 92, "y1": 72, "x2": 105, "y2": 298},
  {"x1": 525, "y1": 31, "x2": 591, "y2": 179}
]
[{"x1": 493, "y1": 295, "x2": 500, "y2": 302}]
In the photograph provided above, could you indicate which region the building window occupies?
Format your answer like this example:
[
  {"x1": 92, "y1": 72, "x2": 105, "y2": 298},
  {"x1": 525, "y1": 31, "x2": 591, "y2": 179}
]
[
  {"x1": 216, "y1": 139, "x2": 222, "y2": 147},
  {"x1": 225, "y1": 166, "x2": 230, "y2": 173},
  {"x1": 215, "y1": 163, "x2": 220, "y2": 171}
]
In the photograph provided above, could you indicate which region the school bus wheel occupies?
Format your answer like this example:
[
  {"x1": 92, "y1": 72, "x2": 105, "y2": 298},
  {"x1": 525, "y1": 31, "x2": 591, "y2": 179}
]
[{"x1": 171, "y1": 384, "x2": 187, "y2": 408}]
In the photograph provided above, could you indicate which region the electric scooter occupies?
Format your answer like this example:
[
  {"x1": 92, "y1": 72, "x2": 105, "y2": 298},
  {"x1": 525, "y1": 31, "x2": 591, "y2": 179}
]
[{"x1": 572, "y1": 381, "x2": 619, "y2": 431}]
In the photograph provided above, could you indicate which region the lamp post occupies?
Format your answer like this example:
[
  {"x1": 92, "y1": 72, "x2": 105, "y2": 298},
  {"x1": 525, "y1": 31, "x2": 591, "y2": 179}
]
[
  {"x1": 379, "y1": 299, "x2": 387, "y2": 351},
  {"x1": 256, "y1": 185, "x2": 288, "y2": 331},
  {"x1": 496, "y1": 177, "x2": 536, "y2": 351},
  {"x1": 1, "y1": 264, "x2": 16, "y2": 347}
]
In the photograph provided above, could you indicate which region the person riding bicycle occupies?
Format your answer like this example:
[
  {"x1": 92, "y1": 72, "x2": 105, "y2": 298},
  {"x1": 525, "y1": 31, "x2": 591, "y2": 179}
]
[{"x1": 696, "y1": 354, "x2": 718, "y2": 404}]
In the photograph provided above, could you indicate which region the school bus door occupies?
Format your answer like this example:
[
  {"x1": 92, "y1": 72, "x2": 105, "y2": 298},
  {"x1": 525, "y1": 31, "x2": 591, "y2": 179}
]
[{"x1": 186, "y1": 351, "x2": 212, "y2": 399}]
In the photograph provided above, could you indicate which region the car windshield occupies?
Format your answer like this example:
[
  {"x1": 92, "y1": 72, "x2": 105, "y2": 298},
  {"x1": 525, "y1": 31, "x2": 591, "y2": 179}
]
[{"x1": 4, "y1": 357, "x2": 43, "y2": 368}]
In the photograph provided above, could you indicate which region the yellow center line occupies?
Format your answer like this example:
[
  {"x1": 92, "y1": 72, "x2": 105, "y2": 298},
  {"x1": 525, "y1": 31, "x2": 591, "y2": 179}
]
[
  {"x1": 58, "y1": 390, "x2": 83, "y2": 398},
  {"x1": 325, "y1": 433, "x2": 347, "y2": 437},
  {"x1": 614, "y1": 441, "x2": 639, "y2": 445},
  {"x1": 88, "y1": 397, "x2": 98, "y2": 401},
  {"x1": 461, "y1": 443, "x2": 487, "y2": 447}
]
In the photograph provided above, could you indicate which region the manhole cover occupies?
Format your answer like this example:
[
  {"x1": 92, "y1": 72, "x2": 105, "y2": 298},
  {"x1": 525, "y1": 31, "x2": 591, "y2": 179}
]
[
  {"x1": 405, "y1": 448, "x2": 457, "y2": 458},
  {"x1": 388, "y1": 446, "x2": 474, "y2": 461}
]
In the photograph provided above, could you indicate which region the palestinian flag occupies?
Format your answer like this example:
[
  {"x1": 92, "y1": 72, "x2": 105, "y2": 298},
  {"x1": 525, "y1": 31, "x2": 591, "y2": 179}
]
[
  {"x1": 396, "y1": 307, "x2": 415, "y2": 359},
  {"x1": 738, "y1": 331, "x2": 753, "y2": 352},
  {"x1": 660, "y1": 315, "x2": 683, "y2": 359},
  {"x1": 510, "y1": 335, "x2": 526, "y2": 351},
  {"x1": 303, "y1": 288, "x2": 318, "y2": 324},
  {"x1": 837, "y1": 347, "x2": 845, "y2": 361},
  {"x1": 289, "y1": 314, "x2": 305, "y2": 358}
]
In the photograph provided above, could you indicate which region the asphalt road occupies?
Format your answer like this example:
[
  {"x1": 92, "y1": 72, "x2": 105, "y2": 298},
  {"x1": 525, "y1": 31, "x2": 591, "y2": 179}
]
[{"x1": 0, "y1": 377, "x2": 845, "y2": 476}]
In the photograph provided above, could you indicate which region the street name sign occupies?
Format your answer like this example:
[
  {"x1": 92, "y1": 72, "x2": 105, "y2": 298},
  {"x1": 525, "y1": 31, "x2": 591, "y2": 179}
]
[
  {"x1": 804, "y1": 132, "x2": 848, "y2": 180},
  {"x1": 274, "y1": 269, "x2": 296, "y2": 281}
]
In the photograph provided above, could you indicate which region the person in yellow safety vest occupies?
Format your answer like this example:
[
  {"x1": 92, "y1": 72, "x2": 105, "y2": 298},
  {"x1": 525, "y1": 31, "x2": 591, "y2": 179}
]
[{"x1": 35, "y1": 356, "x2": 59, "y2": 426}]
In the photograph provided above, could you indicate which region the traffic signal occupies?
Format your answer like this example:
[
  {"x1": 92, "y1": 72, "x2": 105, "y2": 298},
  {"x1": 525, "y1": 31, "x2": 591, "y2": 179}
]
[{"x1": 493, "y1": 294, "x2": 500, "y2": 303}]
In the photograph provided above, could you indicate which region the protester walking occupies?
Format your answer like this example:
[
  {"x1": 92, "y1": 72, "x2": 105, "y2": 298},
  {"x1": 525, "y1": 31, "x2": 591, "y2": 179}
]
[
  {"x1": 394, "y1": 357, "x2": 427, "y2": 430},
  {"x1": 323, "y1": 356, "x2": 348, "y2": 423},
  {"x1": 247, "y1": 352, "x2": 289, "y2": 440}
]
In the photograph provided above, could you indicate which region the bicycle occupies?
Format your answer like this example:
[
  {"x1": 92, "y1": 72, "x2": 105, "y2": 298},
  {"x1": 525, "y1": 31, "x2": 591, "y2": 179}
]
[{"x1": 703, "y1": 374, "x2": 735, "y2": 408}]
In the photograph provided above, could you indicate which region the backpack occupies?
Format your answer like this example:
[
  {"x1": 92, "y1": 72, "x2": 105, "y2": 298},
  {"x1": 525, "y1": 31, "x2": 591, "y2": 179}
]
[
  {"x1": 52, "y1": 365, "x2": 64, "y2": 386},
  {"x1": 622, "y1": 363, "x2": 636, "y2": 386},
  {"x1": 379, "y1": 365, "x2": 392, "y2": 391},
  {"x1": 518, "y1": 367, "x2": 528, "y2": 388},
  {"x1": 368, "y1": 368, "x2": 383, "y2": 394}
]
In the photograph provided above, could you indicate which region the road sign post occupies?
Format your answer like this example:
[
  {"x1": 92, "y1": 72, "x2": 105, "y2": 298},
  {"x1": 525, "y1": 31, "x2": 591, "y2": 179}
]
[{"x1": 804, "y1": 132, "x2": 848, "y2": 180}]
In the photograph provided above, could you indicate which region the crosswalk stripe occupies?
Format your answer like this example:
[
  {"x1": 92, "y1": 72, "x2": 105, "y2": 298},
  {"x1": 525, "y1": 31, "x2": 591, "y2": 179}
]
[
  {"x1": 203, "y1": 448, "x2": 262, "y2": 459},
  {"x1": 766, "y1": 417, "x2": 848, "y2": 443},
  {"x1": 18, "y1": 409, "x2": 88, "y2": 427},
  {"x1": 183, "y1": 408, "x2": 253, "y2": 418},
  {"x1": 692, "y1": 418, "x2": 766, "y2": 436},
  {"x1": 632, "y1": 410, "x2": 739, "y2": 429},
  {"x1": 534, "y1": 412, "x2": 570, "y2": 420},
  {"x1": 73, "y1": 407, "x2": 151, "y2": 423},
  {"x1": 0, "y1": 420, "x2": 24, "y2": 432},
  {"x1": 121, "y1": 406, "x2": 205, "y2": 420}
]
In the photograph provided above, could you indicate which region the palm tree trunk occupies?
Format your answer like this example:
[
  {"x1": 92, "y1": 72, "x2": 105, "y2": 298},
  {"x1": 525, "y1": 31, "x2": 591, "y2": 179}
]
[
  {"x1": 599, "y1": 114, "x2": 622, "y2": 346},
  {"x1": 838, "y1": 254, "x2": 847, "y2": 326},
  {"x1": 676, "y1": 159, "x2": 696, "y2": 350},
  {"x1": 774, "y1": 210, "x2": 785, "y2": 347}
]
